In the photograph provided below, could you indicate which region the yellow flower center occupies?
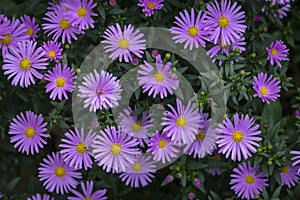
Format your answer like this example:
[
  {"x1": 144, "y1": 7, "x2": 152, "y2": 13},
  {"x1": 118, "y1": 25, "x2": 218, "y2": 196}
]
[
  {"x1": 19, "y1": 58, "x2": 31, "y2": 70},
  {"x1": 218, "y1": 40, "x2": 228, "y2": 49},
  {"x1": 154, "y1": 72, "x2": 165, "y2": 83},
  {"x1": 210, "y1": 154, "x2": 219, "y2": 161},
  {"x1": 260, "y1": 87, "x2": 268, "y2": 96},
  {"x1": 0, "y1": 34, "x2": 12, "y2": 45},
  {"x1": 232, "y1": 131, "x2": 243, "y2": 142},
  {"x1": 55, "y1": 167, "x2": 66, "y2": 177},
  {"x1": 26, "y1": 28, "x2": 34, "y2": 36},
  {"x1": 176, "y1": 116, "x2": 187, "y2": 128},
  {"x1": 147, "y1": 2, "x2": 155, "y2": 9},
  {"x1": 245, "y1": 175, "x2": 255, "y2": 184},
  {"x1": 59, "y1": 19, "x2": 70, "y2": 29},
  {"x1": 195, "y1": 130, "x2": 206, "y2": 141},
  {"x1": 84, "y1": 198, "x2": 92, "y2": 200},
  {"x1": 132, "y1": 162, "x2": 142, "y2": 172},
  {"x1": 111, "y1": 143, "x2": 122, "y2": 155},
  {"x1": 76, "y1": 142, "x2": 86, "y2": 154},
  {"x1": 77, "y1": 7, "x2": 87, "y2": 17},
  {"x1": 218, "y1": 16, "x2": 230, "y2": 28},
  {"x1": 132, "y1": 121, "x2": 142, "y2": 133},
  {"x1": 25, "y1": 127, "x2": 35, "y2": 138},
  {"x1": 97, "y1": 88, "x2": 104, "y2": 95},
  {"x1": 280, "y1": 166, "x2": 289, "y2": 174},
  {"x1": 187, "y1": 26, "x2": 198, "y2": 37},
  {"x1": 48, "y1": 50, "x2": 56, "y2": 58},
  {"x1": 56, "y1": 77, "x2": 66, "y2": 88},
  {"x1": 158, "y1": 139, "x2": 167, "y2": 148},
  {"x1": 271, "y1": 48, "x2": 278, "y2": 56},
  {"x1": 118, "y1": 38, "x2": 129, "y2": 49}
]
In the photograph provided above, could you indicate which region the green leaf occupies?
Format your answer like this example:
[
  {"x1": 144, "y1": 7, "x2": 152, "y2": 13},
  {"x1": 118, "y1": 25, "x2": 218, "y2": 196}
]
[{"x1": 7, "y1": 177, "x2": 21, "y2": 192}]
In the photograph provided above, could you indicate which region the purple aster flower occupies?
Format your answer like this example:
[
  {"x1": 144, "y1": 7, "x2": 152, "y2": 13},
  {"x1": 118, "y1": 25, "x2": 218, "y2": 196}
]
[
  {"x1": 184, "y1": 113, "x2": 217, "y2": 158},
  {"x1": 78, "y1": 70, "x2": 122, "y2": 112},
  {"x1": 101, "y1": 23, "x2": 146, "y2": 63},
  {"x1": 59, "y1": 128, "x2": 96, "y2": 170},
  {"x1": 67, "y1": 181, "x2": 107, "y2": 200},
  {"x1": 266, "y1": 40, "x2": 289, "y2": 67},
  {"x1": 137, "y1": 54, "x2": 179, "y2": 99},
  {"x1": 165, "y1": 175, "x2": 174, "y2": 182},
  {"x1": 119, "y1": 106, "x2": 153, "y2": 147},
  {"x1": 27, "y1": 194, "x2": 54, "y2": 200},
  {"x1": 137, "y1": 0, "x2": 164, "y2": 17},
  {"x1": 253, "y1": 73, "x2": 281, "y2": 104},
  {"x1": 280, "y1": 165, "x2": 300, "y2": 188},
  {"x1": 42, "y1": 41, "x2": 63, "y2": 62},
  {"x1": 162, "y1": 98, "x2": 200, "y2": 144},
  {"x1": 20, "y1": 15, "x2": 40, "y2": 41},
  {"x1": 8, "y1": 111, "x2": 48, "y2": 155},
  {"x1": 92, "y1": 126, "x2": 140, "y2": 173},
  {"x1": 64, "y1": 0, "x2": 98, "y2": 30},
  {"x1": 266, "y1": 0, "x2": 293, "y2": 6},
  {"x1": 44, "y1": 63, "x2": 76, "y2": 101},
  {"x1": 119, "y1": 155, "x2": 156, "y2": 188},
  {"x1": 146, "y1": 131, "x2": 179, "y2": 164},
  {"x1": 204, "y1": 0, "x2": 247, "y2": 47},
  {"x1": 217, "y1": 113, "x2": 262, "y2": 161},
  {"x1": 276, "y1": 3, "x2": 291, "y2": 18},
  {"x1": 42, "y1": 2, "x2": 83, "y2": 44},
  {"x1": 230, "y1": 162, "x2": 268, "y2": 200},
  {"x1": 291, "y1": 150, "x2": 300, "y2": 174},
  {"x1": 2, "y1": 40, "x2": 48, "y2": 88},
  {"x1": 170, "y1": 8, "x2": 208, "y2": 50},
  {"x1": 0, "y1": 18, "x2": 29, "y2": 57},
  {"x1": 38, "y1": 152, "x2": 82, "y2": 194}
]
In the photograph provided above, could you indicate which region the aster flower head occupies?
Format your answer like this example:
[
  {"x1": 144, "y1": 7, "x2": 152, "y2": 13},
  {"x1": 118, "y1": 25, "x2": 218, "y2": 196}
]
[
  {"x1": 38, "y1": 152, "x2": 82, "y2": 194},
  {"x1": 137, "y1": 0, "x2": 164, "y2": 17},
  {"x1": 204, "y1": 0, "x2": 247, "y2": 47},
  {"x1": 78, "y1": 70, "x2": 122, "y2": 112},
  {"x1": 101, "y1": 23, "x2": 146, "y2": 63},
  {"x1": 147, "y1": 131, "x2": 180, "y2": 164},
  {"x1": 184, "y1": 113, "x2": 217, "y2": 158},
  {"x1": 44, "y1": 63, "x2": 76, "y2": 101},
  {"x1": 253, "y1": 73, "x2": 281, "y2": 104},
  {"x1": 42, "y1": 40, "x2": 63, "y2": 62},
  {"x1": 266, "y1": 0, "x2": 293, "y2": 6},
  {"x1": 67, "y1": 181, "x2": 107, "y2": 200},
  {"x1": 119, "y1": 106, "x2": 153, "y2": 147},
  {"x1": 92, "y1": 126, "x2": 140, "y2": 173},
  {"x1": 64, "y1": 0, "x2": 98, "y2": 30},
  {"x1": 170, "y1": 8, "x2": 208, "y2": 50},
  {"x1": 59, "y1": 128, "x2": 96, "y2": 170},
  {"x1": 2, "y1": 40, "x2": 48, "y2": 88},
  {"x1": 291, "y1": 150, "x2": 300, "y2": 174},
  {"x1": 119, "y1": 155, "x2": 156, "y2": 188},
  {"x1": 8, "y1": 111, "x2": 48, "y2": 155},
  {"x1": 230, "y1": 162, "x2": 268, "y2": 200},
  {"x1": 27, "y1": 194, "x2": 54, "y2": 200},
  {"x1": 137, "y1": 55, "x2": 179, "y2": 99},
  {"x1": 217, "y1": 113, "x2": 262, "y2": 161},
  {"x1": 266, "y1": 40, "x2": 289, "y2": 67},
  {"x1": 280, "y1": 165, "x2": 300, "y2": 188},
  {"x1": 20, "y1": 15, "x2": 40, "y2": 40},
  {"x1": 162, "y1": 98, "x2": 200, "y2": 144}
]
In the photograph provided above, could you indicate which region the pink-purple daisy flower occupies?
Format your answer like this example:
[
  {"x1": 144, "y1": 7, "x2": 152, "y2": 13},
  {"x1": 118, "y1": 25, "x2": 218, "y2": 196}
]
[
  {"x1": 42, "y1": 41, "x2": 63, "y2": 62},
  {"x1": 67, "y1": 181, "x2": 107, "y2": 200},
  {"x1": 204, "y1": 0, "x2": 247, "y2": 47},
  {"x1": 280, "y1": 165, "x2": 300, "y2": 188},
  {"x1": 8, "y1": 111, "x2": 48, "y2": 155},
  {"x1": 230, "y1": 162, "x2": 268, "y2": 200},
  {"x1": 44, "y1": 63, "x2": 76, "y2": 101},
  {"x1": 291, "y1": 150, "x2": 300, "y2": 174},
  {"x1": 146, "y1": 131, "x2": 179, "y2": 164},
  {"x1": 78, "y1": 70, "x2": 122, "y2": 112},
  {"x1": 38, "y1": 152, "x2": 82, "y2": 194},
  {"x1": 137, "y1": 54, "x2": 179, "y2": 99},
  {"x1": 253, "y1": 73, "x2": 281, "y2": 104},
  {"x1": 217, "y1": 113, "x2": 262, "y2": 161},
  {"x1": 2, "y1": 40, "x2": 48, "y2": 88},
  {"x1": 162, "y1": 98, "x2": 200, "y2": 144},
  {"x1": 20, "y1": 15, "x2": 40, "y2": 41},
  {"x1": 92, "y1": 126, "x2": 140, "y2": 173},
  {"x1": 170, "y1": 8, "x2": 207, "y2": 50},
  {"x1": 137, "y1": 0, "x2": 164, "y2": 17},
  {"x1": 266, "y1": 40, "x2": 289, "y2": 68},
  {"x1": 27, "y1": 194, "x2": 54, "y2": 200},
  {"x1": 59, "y1": 128, "x2": 96, "y2": 170},
  {"x1": 101, "y1": 23, "x2": 146, "y2": 63},
  {"x1": 119, "y1": 155, "x2": 156, "y2": 188}
]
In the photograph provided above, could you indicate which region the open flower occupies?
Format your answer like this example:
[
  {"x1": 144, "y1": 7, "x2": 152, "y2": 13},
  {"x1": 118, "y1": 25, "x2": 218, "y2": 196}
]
[{"x1": 266, "y1": 40, "x2": 289, "y2": 67}]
